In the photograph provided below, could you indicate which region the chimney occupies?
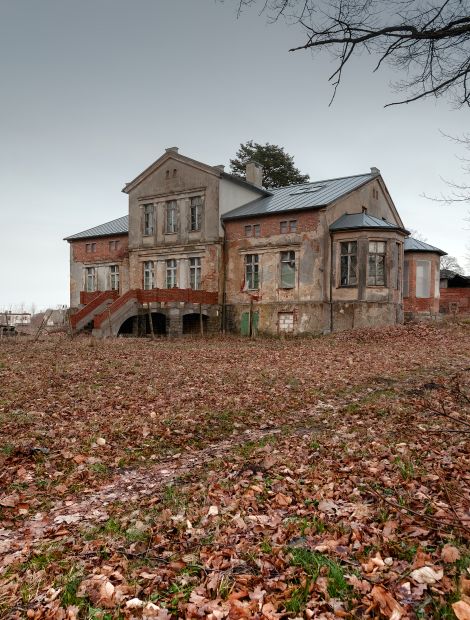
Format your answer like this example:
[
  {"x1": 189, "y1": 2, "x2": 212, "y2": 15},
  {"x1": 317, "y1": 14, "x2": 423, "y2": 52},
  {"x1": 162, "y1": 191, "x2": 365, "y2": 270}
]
[
  {"x1": 246, "y1": 161, "x2": 263, "y2": 188},
  {"x1": 165, "y1": 146, "x2": 179, "y2": 153},
  {"x1": 213, "y1": 164, "x2": 225, "y2": 172},
  {"x1": 370, "y1": 166, "x2": 380, "y2": 176}
]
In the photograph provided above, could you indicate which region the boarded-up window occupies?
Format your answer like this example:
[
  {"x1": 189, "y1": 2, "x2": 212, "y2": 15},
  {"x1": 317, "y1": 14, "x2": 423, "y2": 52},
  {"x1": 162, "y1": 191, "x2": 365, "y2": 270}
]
[
  {"x1": 403, "y1": 260, "x2": 409, "y2": 297},
  {"x1": 280, "y1": 251, "x2": 296, "y2": 289},
  {"x1": 278, "y1": 312, "x2": 294, "y2": 333},
  {"x1": 416, "y1": 260, "x2": 431, "y2": 298}
]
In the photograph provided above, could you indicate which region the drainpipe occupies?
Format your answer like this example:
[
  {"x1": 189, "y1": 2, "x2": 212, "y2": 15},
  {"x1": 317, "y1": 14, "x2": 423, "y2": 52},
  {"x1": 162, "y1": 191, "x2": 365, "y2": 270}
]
[{"x1": 329, "y1": 231, "x2": 334, "y2": 333}]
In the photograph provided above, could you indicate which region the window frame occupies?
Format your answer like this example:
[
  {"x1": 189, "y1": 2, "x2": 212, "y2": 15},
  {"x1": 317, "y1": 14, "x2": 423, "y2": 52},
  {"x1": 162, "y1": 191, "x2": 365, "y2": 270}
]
[
  {"x1": 339, "y1": 241, "x2": 358, "y2": 287},
  {"x1": 85, "y1": 267, "x2": 96, "y2": 292},
  {"x1": 416, "y1": 259, "x2": 431, "y2": 298},
  {"x1": 253, "y1": 224, "x2": 261, "y2": 237},
  {"x1": 143, "y1": 204, "x2": 155, "y2": 236},
  {"x1": 166, "y1": 258, "x2": 177, "y2": 289},
  {"x1": 244, "y1": 224, "x2": 253, "y2": 237},
  {"x1": 280, "y1": 250, "x2": 296, "y2": 289},
  {"x1": 143, "y1": 261, "x2": 154, "y2": 290},
  {"x1": 190, "y1": 196, "x2": 203, "y2": 232},
  {"x1": 109, "y1": 265, "x2": 120, "y2": 291},
  {"x1": 367, "y1": 240, "x2": 387, "y2": 287},
  {"x1": 189, "y1": 257, "x2": 201, "y2": 290},
  {"x1": 165, "y1": 200, "x2": 177, "y2": 234},
  {"x1": 245, "y1": 254, "x2": 259, "y2": 290}
]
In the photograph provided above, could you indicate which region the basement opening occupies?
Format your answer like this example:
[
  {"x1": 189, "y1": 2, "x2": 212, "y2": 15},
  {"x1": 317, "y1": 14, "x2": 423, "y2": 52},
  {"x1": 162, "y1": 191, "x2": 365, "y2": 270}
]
[{"x1": 182, "y1": 313, "x2": 208, "y2": 335}]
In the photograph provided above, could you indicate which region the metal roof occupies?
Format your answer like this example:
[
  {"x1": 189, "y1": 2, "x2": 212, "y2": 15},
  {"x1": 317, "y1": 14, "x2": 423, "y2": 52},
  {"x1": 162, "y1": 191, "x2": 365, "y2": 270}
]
[
  {"x1": 404, "y1": 237, "x2": 446, "y2": 256},
  {"x1": 64, "y1": 215, "x2": 129, "y2": 241},
  {"x1": 221, "y1": 172, "x2": 376, "y2": 220},
  {"x1": 330, "y1": 212, "x2": 406, "y2": 232}
]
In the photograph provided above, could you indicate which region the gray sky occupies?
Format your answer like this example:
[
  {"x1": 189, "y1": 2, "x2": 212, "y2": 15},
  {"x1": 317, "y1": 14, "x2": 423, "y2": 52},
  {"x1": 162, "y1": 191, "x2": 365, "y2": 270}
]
[{"x1": 1, "y1": 0, "x2": 468, "y2": 309}]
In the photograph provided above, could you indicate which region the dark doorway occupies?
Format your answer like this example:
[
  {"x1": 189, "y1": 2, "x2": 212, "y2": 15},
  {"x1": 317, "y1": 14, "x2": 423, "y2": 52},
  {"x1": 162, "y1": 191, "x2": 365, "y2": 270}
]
[
  {"x1": 182, "y1": 313, "x2": 208, "y2": 335},
  {"x1": 146, "y1": 312, "x2": 167, "y2": 336},
  {"x1": 117, "y1": 315, "x2": 137, "y2": 336}
]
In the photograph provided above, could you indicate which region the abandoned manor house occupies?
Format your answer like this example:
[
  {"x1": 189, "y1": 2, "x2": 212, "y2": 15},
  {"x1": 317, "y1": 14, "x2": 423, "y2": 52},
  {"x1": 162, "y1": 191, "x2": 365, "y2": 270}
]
[{"x1": 65, "y1": 147, "x2": 447, "y2": 337}]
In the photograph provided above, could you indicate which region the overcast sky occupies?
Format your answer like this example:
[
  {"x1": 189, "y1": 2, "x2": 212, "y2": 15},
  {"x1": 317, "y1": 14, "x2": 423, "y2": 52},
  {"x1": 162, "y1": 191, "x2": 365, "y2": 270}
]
[{"x1": 1, "y1": 0, "x2": 468, "y2": 309}]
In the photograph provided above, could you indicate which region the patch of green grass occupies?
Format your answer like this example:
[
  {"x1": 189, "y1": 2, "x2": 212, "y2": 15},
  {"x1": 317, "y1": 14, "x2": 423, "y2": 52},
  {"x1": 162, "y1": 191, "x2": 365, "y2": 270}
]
[
  {"x1": 161, "y1": 483, "x2": 187, "y2": 511},
  {"x1": 60, "y1": 570, "x2": 83, "y2": 608},
  {"x1": 0, "y1": 443, "x2": 14, "y2": 456},
  {"x1": 260, "y1": 538, "x2": 273, "y2": 554},
  {"x1": 89, "y1": 462, "x2": 110, "y2": 476},
  {"x1": 394, "y1": 456, "x2": 416, "y2": 480},
  {"x1": 290, "y1": 548, "x2": 351, "y2": 599},
  {"x1": 285, "y1": 582, "x2": 310, "y2": 614}
]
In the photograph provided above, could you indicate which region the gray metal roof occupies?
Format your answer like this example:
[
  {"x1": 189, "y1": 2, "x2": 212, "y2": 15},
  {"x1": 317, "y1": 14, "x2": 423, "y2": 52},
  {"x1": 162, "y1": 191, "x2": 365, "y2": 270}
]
[
  {"x1": 221, "y1": 173, "x2": 376, "y2": 220},
  {"x1": 330, "y1": 212, "x2": 406, "y2": 232},
  {"x1": 64, "y1": 215, "x2": 129, "y2": 241},
  {"x1": 404, "y1": 237, "x2": 446, "y2": 256}
]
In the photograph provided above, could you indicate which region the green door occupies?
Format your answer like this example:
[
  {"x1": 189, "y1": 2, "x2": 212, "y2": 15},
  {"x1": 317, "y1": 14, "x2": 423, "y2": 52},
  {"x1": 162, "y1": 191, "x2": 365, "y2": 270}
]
[{"x1": 240, "y1": 312, "x2": 250, "y2": 336}]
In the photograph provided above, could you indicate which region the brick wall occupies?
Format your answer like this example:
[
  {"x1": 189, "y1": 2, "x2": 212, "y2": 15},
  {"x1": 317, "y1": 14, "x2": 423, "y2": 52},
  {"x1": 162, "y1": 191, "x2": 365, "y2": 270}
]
[
  {"x1": 224, "y1": 210, "x2": 320, "y2": 240},
  {"x1": 72, "y1": 235, "x2": 129, "y2": 263},
  {"x1": 440, "y1": 288, "x2": 470, "y2": 314},
  {"x1": 403, "y1": 252, "x2": 440, "y2": 315}
]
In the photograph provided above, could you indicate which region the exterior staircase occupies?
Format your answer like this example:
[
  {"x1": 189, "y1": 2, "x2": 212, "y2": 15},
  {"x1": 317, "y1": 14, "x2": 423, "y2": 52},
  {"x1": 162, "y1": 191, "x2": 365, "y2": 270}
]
[{"x1": 70, "y1": 290, "x2": 119, "y2": 332}]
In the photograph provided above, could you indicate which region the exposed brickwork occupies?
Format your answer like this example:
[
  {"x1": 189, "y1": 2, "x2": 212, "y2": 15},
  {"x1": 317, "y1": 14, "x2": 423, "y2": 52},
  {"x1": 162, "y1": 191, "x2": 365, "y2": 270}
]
[
  {"x1": 72, "y1": 235, "x2": 129, "y2": 263},
  {"x1": 80, "y1": 291, "x2": 101, "y2": 305},
  {"x1": 440, "y1": 288, "x2": 470, "y2": 314},
  {"x1": 403, "y1": 252, "x2": 440, "y2": 315},
  {"x1": 224, "y1": 211, "x2": 320, "y2": 241}
]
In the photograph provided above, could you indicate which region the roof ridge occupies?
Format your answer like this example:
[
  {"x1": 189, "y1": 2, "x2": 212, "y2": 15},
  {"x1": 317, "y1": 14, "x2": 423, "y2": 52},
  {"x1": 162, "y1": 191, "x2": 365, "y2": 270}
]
[
  {"x1": 64, "y1": 214, "x2": 128, "y2": 240},
  {"x1": 271, "y1": 172, "x2": 373, "y2": 192}
]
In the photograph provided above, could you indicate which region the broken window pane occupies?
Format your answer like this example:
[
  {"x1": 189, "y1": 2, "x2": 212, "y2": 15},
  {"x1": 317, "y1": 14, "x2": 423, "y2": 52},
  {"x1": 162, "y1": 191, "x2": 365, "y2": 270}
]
[
  {"x1": 190, "y1": 196, "x2": 202, "y2": 231},
  {"x1": 340, "y1": 241, "x2": 357, "y2": 286},
  {"x1": 280, "y1": 251, "x2": 296, "y2": 288},
  {"x1": 245, "y1": 254, "x2": 259, "y2": 290}
]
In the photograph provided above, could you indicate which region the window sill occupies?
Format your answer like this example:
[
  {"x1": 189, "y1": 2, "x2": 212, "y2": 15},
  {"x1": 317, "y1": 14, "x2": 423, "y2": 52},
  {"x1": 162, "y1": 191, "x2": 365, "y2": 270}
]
[
  {"x1": 338, "y1": 284, "x2": 358, "y2": 288},
  {"x1": 279, "y1": 286, "x2": 295, "y2": 290}
]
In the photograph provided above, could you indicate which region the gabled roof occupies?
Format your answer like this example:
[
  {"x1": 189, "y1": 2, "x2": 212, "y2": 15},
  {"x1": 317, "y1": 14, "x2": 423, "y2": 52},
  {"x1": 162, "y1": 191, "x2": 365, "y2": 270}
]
[
  {"x1": 64, "y1": 215, "x2": 129, "y2": 241},
  {"x1": 404, "y1": 237, "x2": 446, "y2": 256},
  {"x1": 330, "y1": 212, "x2": 408, "y2": 233},
  {"x1": 221, "y1": 172, "x2": 377, "y2": 220}
]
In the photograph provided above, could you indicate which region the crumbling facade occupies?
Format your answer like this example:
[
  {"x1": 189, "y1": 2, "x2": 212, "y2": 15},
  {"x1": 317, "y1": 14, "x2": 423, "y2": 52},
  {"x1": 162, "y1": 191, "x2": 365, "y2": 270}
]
[{"x1": 65, "y1": 148, "x2": 447, "y2": 337}]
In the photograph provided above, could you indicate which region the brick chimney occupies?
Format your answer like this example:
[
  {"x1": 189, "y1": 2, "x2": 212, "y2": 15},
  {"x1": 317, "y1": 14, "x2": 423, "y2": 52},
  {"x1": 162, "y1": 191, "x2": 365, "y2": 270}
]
[
  {"x1": 246, "y1": 161, "x2": 263, "y2": 188},
  {"x1": 370, "y1": 166, "x2": 380, "y2": 176}
]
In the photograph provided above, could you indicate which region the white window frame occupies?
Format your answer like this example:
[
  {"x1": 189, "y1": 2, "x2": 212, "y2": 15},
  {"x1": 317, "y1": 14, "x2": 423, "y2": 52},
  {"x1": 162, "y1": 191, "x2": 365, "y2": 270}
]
[
  {"x1": 189, "y1": 257, "x2": 201, "y2": 290},
  {"x1": 416, "y1": 259, "x2": 431, "y2": 298},
  {"x1": 85, "y1": 267, "x2": 96, "y2": 292},
  {"x1": 143, "y1": 261, "x2": 154, "y2": 290},
  {"x1": 166, "y1": 259, "x2": 177, "y2": 288},
  {"x1": 190, "y1": 196, "x2": 202, "y2": 231},
  {"x1": 280, "y1": 250, "x2": 296, "y2": 289},
  {"x1": 166, "y1": 200, "x2": 177, "y2": 234},
  {"x1": 245, "y1": 254, "x2": 259, "y2": 290},
  {"x1": 109, "y1": 265, "x2": 119, "y2": 291},
  {"x1": 143, "y1": 204, "x2": 154, "y2": 236}
]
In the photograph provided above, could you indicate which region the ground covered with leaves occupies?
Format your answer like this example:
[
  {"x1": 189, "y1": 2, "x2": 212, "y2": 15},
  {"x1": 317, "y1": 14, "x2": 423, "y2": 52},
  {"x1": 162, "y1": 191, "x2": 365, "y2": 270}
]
[{"x1": 0, "y1": 323, "x2": 469, "y2": 619}]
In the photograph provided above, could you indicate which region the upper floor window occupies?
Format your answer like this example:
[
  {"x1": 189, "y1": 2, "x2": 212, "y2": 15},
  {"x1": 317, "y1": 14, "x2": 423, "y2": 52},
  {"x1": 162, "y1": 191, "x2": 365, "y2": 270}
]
[
  {"x1": 143, "y1": 261, "x2": 154, "y2": 290},
  {"x1": 86, "y1": 242, "x2": 96, "y2": 253},
  {"x1": 166, "y1": 259, "x2": 177, "y2": 288},
  {"x1": 85, "y1": 267, "x2": 96, "y2": 292},
  {"x1": 368, "y1": 241, "x2": 386, "y2": 286},
  {"x1": 244, "y1": 225, "x2": 252, "y2": 237},
  {"x1": 253, "y1": 224, "x2": 261, "y2": 237},
  {"x1": 280, "y1": 220, "x2": 297, "y2": 234},
  {"x1": 340, "y1": 241, "x2": 357, "y2": 286},
  {"x1": 245, "y1": 223, "x2": 261, "y2": 237},
  {"x1": 143, "y1": 204, "x2": 154, "y2": 236},
  {"x1": 280, "y1": 251, "x2": 296, "y2": 289},
  {"x1": 166, "y1": 200, "x2": 177, "y2": 234},
  {"x1": 190, "y1": 196, "x2": 203, "y2": 231},
  {"x1": 189, "y1": 257, "x2": 201, "y2": 290},
  {"x1": 245, "y1": 254, "x2": 259, "y2": 290},
  {"x1": 109, "y1": 265, "x2": 119, "y2": 291},
  {"x1": 109, "y1": 240, "x2": 120, "y2": 251}
]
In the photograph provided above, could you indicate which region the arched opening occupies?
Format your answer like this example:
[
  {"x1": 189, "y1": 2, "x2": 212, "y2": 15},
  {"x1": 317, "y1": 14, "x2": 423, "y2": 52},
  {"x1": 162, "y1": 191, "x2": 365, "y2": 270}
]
[
  {"x1": 146, "y1": 312, "x2": 167, "y2": 336},
  {"x1": 117, "y1": 315, "x2": 137, "y2": 336},
  {"x1": 182, "y1": 313, "x2": 208, "y2": 335}
]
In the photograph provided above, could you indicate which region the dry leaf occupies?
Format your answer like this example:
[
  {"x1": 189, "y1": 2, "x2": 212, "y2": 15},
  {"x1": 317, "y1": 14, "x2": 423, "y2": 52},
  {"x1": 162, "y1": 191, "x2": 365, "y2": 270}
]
[
  {"x1": 441, "y1": 545, "x2": 461, "y2": 563},
  {"x1": 453, "y1": 601, "x2": 470, "y2": 620},
  {"x1": 371, "y1": 585, "x2": 404, "y2": 619},
  {"x1": 410, "y1": 566, "x2": 443, "y2": 584}
]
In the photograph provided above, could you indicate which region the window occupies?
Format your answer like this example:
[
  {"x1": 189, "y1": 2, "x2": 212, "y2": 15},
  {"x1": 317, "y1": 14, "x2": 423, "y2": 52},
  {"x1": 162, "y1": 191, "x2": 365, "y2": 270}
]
[
  {"x1": 253, "y1": 224, "x2": 261, "y2": 237},
  {"x1": 416, "y1": 260, "x2": 431, "y2": 298},
  {"x1": 166, "y1": 259, "x2": 177, "y2": 288},
  {"x1": 190, "y1": 196, "x2": 203, "y2": 231},
  {"x1": 86, "y1": 242, "x2": 96, "y2": 253},
  {"x1": 143, "y1": 261, "x2": 154, "y2": 290},
  {"x1": 280, "y1": 251, "x2": 296, "y2": 288},
  {"x1": 368, "y1": 241, "x2": 386, "y2": 286},
  {"x1": 189, "y1": 257, "x2": 201, "y2": 290},
  {"x1": 109, "y1": 240, "x2": 120, "y2": 251},
  {"x1": 278, "y1": 312, "x2": 294, "y2": 333},
  {"x1": 244, "y1": 225, "x2": 252, "y2": 237},
  {"x1": 166, "y1": 201, "x2": 177, "y2": 233},
  {"x1": 245, "y1": 254, "x2": 259, "y2": 290},
  {"x1": 340, "y1": 241, "x2": 357, "y2": 286},
  {"x1": 85, "y1": 267, "x2": 96, "y2": 292},
  {"x1": 109, "y1": 265, "x2": 119, "y2": 291},
  {"x1": 280, "y1": 220, "x2": 297, "y2": 233},
  {"x1": 143, "y1": 204, "x2": 154, "y2": 236},
  {"x1": 403, "y1": 260, "x2": 409, "y2": 297}
]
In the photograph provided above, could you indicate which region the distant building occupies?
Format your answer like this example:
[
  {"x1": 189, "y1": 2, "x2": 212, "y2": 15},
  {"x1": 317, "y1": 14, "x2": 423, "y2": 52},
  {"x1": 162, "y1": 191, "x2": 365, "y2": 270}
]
[
  {"x1": 439, "y1": 269, "x2": 470, "y2": 315},
  {"x1": 0, "y1": 312, "x2": 31, "y2": 326},
  {"x1": 64, "y1": 148, "x2": 448, "y2": 337}
]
